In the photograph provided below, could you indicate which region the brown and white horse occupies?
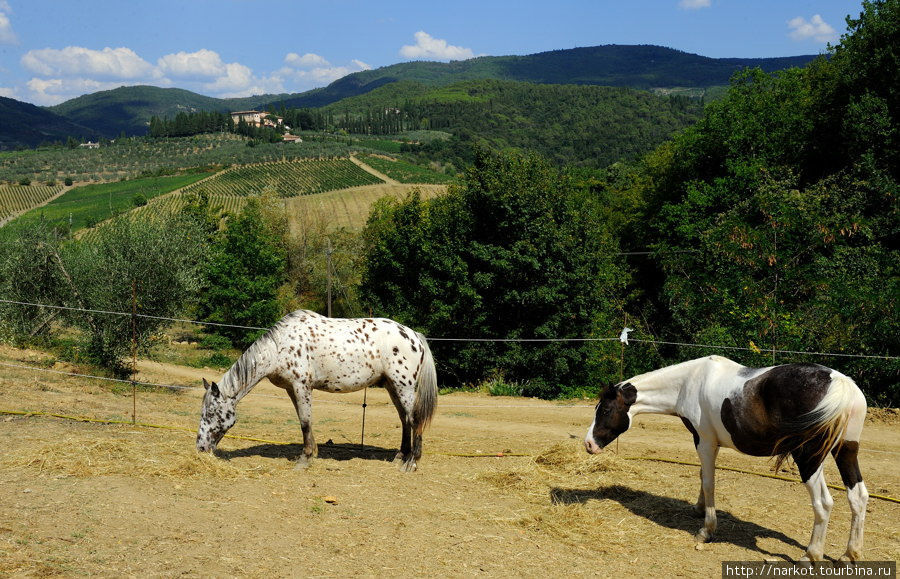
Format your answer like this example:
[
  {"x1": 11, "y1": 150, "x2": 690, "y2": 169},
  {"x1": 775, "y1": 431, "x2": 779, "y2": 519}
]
[{"x1": 584, "y1": 355, "x2": 868, "y2": 562}]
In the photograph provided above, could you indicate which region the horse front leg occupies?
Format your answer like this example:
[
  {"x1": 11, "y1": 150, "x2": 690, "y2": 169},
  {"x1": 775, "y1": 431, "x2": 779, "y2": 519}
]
[
  {"x1": 287, "y1": 386, "x2": 317, "y2": 469},
  {"x1": 695, "y1": 441, "x2": 719, "y2": 542}
]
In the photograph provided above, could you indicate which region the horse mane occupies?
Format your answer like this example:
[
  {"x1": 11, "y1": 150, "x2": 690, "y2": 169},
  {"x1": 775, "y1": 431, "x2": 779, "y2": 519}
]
[
  {"x1": 219, "y1": 316, "x2": 293, "y2": 399},
  {"x1": 772, "y1": 373, "x2": 855, "y2": 472}
]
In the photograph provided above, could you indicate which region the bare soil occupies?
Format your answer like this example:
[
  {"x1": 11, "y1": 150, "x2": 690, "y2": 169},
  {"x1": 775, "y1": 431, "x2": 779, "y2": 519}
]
[{"x1": 1, "y1": 346, "x2": 898, "y2": 577}]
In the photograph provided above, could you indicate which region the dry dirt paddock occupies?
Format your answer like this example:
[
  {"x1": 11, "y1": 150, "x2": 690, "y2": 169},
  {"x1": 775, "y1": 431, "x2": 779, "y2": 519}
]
[{"x1": 1, "y1": 346, "x2": 898, "y2": 577}]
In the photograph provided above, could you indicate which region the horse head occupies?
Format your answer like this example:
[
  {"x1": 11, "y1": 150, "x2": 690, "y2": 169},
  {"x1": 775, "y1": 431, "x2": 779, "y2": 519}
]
[
  {"x1": 584, "y1": 382, "x2": 637, "y2": 454},
  {"x1": 196, "y1": 378, "x2": 237, "y2": 452}
]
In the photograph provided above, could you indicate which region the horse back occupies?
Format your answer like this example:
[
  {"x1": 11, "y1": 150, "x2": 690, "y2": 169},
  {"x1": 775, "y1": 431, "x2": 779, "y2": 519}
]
[
  {"x1": 720, "y1": 363, "x2": 834, "y2": 456},
  {"x1": 299, "y1": 315, "x2": 425, "y2": 391}
]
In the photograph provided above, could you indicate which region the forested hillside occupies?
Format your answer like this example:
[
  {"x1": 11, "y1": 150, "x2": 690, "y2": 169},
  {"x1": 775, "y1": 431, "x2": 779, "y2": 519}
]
[
  {"x1": 47, "y1": 86, "x2": 291, "y2": 138},
  {"x1": 312, "y1": 79, "x2": 703, "y2": 168},
  {"x1": 0, "y1": 96, "x2": 96, "y2": 149},
  {"x1": 20, "y1": 44, "x2": 815, "y2": 140},
  {"x1": 268, "y1": 44, "x2": 818, "y2": 109}
]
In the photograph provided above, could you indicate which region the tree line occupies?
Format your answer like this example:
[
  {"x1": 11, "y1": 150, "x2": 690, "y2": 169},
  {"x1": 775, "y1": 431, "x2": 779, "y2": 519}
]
[{"x1": 148, "y1": 111, "x2": 284, "y2": 143}]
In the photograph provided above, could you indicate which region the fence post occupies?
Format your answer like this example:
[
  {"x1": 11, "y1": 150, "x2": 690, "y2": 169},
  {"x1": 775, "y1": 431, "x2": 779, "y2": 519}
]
[{"x1": 131, "y1": 280, "x2": 137, "y2": 425}]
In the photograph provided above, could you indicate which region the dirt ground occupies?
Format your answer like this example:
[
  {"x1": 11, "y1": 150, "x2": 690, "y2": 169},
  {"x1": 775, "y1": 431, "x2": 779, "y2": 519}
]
[{"x1": 1, "y1": 345, "x2": 898, "y2": 577}]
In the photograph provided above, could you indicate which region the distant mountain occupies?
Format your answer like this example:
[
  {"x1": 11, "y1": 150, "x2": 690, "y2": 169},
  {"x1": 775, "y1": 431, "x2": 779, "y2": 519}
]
[
  {"x1": 264, "y1": 44, "x2": 820, "y2": 109},
  {"x1": 47, "y1": 85, "x2": 293, "y2": 138},
  {"x1": 0, "y1": 96, "x2": 97, "y2": 150},
  {"x1": 23, "y1": 45, "x2": 820, "y2": 141}
]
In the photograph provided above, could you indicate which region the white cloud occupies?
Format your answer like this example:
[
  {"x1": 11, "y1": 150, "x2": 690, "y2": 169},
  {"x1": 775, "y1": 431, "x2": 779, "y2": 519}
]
[
  {"x1": 0, "y1": 10, "x2": 17, "y2": 44},
  {"x1": 399, "y1": 31, "x2": 474, "y2": 61},
  {"x1": 25, "y1": 76, "x2": 130, "y2": 105},
  {"x1": 0, "y1": 86, "x2": 19, "y2": 99},
  {"x1": 21, "y1": 46, "x2": 155, "y2": 79},
  {"x1": 200, "y1": 62, "x2": 284, "y2": 98},
  {"x1": 157, "y1": 49, "x2": 226, "y2": 79},
  {"x1": 278, "y1": 57, "x2": 371, "y2": 89},
  {"x1": 15, "y1": 42, "x2": 369, "y2": 104},
  {"x1": 284, "y1": 52, "x2": 329, "y2": 68},
  {"x1": 678, "y1": 0, "x2": 711, "y2": 9},
  {"x1": 788, "y1": 14, "x2": 838, "y2": 42}
]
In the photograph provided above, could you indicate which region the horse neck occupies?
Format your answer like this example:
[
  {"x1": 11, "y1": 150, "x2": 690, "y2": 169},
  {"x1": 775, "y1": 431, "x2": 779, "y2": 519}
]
[
  {"x1": 628, "y1": 358, "x2": 704, "y2": 418},
  {"x1": 222, "y1": 333, "x2": 280, "y2": 402}
]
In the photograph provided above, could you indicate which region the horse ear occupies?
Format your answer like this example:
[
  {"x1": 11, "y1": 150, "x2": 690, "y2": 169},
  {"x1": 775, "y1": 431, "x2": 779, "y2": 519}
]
[
  {"x1": 210, "y1": 381, "x2": 220, "y2": 396},
  {"x1": 602, "y1": 384, "x2": 618, "y2": 400},
  {"x1": 203, "y1": 378, "x2": 210, "y2": 390},
  {"x1": 619, "y1": 383, "x2": 638, "y2": 406}
]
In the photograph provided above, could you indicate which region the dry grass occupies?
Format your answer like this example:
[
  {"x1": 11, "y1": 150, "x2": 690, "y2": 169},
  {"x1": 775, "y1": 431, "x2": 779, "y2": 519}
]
[
  {"x1": 2, "y1": 344, "x2": 898, "y2": 575},
  {"x1": 0, "y1": 425, "x2": 282, "y2": 480},
  {"x1": 478, "y1": 443, "x2": 664, "y2": 550},
  {"x1": 285, "y1": 183, "x2": 447, "y2": 232}
]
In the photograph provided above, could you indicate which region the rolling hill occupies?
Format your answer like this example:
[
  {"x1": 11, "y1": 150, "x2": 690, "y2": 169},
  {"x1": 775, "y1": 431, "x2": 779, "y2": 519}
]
[
  {"x1": 0, "y1": 96, "x2": 97, "y2": 150},
  {"x1": 46, "y1": 86, "x2": 294, "y2": 138},
  {"x1": 37, "y1": 45, "x2": 819, "y2": 139},
  {"x1": 317, "y1": 79, "x2": 705, "y2": 168},
  {"x1": 265, "y1": 44, "x2": 820, "y2": 108}
]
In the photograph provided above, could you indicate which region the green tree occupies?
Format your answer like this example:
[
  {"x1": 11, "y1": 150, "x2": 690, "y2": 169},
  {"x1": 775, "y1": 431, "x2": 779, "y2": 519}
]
[
  {"x1": 197, "y1": 194, "x2": 288, "y2": 348},
  {"x1": 361, "y1": 148, "x2": 626, "y2": 398},
  {"x1": 630, "y1": 0, "x2": 900, "y2": 403},
  {"x1": 60, "y1": 213, "x2": 208, "y2": 374},
  {"x1": 0, "y1": 222, "x2": 67, "y2": 342}
]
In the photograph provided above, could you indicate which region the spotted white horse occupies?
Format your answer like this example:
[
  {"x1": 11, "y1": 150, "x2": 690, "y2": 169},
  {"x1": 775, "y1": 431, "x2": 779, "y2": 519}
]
[
  {"x1": 197, "y1": 310, "x2": 438, "y2": 472},
  {"x1": 584, "y1": 355, "x2": 868, "y2": 562}
]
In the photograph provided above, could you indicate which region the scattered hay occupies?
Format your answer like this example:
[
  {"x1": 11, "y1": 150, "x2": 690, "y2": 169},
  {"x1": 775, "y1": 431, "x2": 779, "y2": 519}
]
[
  {"x1": 533, "y1": 442, "x2": 639, "y2": 478},
  {"x1": 477, "y1": 443, "x2": 679, "y2": 551},
  {"x1": 0, "y1": 430, "x2": 279, "y2": 480}
]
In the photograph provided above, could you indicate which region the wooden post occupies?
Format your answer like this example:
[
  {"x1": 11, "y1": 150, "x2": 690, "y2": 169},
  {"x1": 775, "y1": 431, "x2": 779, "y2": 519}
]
[
  {"x1": 325, "y1": 238, "x2": 333, "y2": 317},
  {"x1": 131, "y1": 280, "x2": 137, "y2": 424}
]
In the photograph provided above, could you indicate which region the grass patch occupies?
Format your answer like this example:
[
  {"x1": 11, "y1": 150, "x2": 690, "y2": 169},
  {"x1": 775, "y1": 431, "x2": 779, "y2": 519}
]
[
  {"x1": 357, "y1": 154, "x2": 455, "y2": 184},
  {"x1": 10, "y1": 172, "x2": 213, "y2": 233}
]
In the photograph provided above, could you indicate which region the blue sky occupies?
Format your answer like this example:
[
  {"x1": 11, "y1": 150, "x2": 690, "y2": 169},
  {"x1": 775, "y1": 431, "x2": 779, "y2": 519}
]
[{"x1": 0, "y1": 0, "x2": 865, "y2": 106}]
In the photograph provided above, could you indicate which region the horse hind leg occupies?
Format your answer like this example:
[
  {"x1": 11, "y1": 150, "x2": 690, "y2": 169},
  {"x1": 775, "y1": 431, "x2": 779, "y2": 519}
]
[
  {"x1": 385, "y1": 381, "x2": 416, "y2": 471},
  {"x1": 833, "y1": 441, "x2": 868, "y2": 562},
  {"x1": 793, "y1": 450, "x2": 833, "y2": 562}
]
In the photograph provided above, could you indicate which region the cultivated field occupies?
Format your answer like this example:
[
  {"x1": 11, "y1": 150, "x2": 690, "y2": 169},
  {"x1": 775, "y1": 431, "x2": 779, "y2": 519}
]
[
  {"x1": 0, "y1": 184, "x2": 65, "y2": 224},
  {"x1": 1, "y1": 345, "x2": 897, "y2": 576},
  {"x1": 180, "y1": 158, "x2": 384, "y2": 199},
  {"x1": 126, "y1": 157, "x2": 449, "y2": 232}
]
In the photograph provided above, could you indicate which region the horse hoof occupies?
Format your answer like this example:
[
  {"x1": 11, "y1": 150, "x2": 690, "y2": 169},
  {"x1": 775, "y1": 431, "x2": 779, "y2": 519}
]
[
  {"x1": 838, "y1": 553, "x2": 858, "y2": 565},
  {"x1": 392, "y1": 453, "x2": 404, "y2": 464},
  {"x1": 295, "y1": 456, "x2": 311, "y2": 470},
  {"x1": 798, "y1": 554, "x2": 822, "y2": 565},
  {"x1": 398, "y1": 460, "x2": 417, "y2": 473},
  {"x1": 694, "y1": 529, "x2": 711, "y2": 543}
]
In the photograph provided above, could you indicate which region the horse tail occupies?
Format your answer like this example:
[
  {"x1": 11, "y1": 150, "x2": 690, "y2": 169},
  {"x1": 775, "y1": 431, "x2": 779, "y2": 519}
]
[
  {"x1": 773, "y1": 372, "x2": 858, "y2": 472},
  {"x1": 413, "y1": 332, "x2": 438, "y2": 435}
]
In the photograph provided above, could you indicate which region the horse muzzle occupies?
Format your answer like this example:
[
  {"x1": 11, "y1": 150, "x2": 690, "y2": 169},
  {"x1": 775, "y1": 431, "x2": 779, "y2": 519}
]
[
  {"x1": 584, "y1": 436, "x2": 603, "y2": 454},
  {"x1": 196, "y1": 438, "x2": 216, "y2": 453}
]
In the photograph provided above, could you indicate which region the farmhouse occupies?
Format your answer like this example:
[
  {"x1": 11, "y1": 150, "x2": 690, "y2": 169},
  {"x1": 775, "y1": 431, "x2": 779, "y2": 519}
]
[
  {"x1": 78, "y1": 141, "x2": 100, "y2": 149},
  {"x1": 230, "y1": 110, "x2": 283, "y2": 128}
]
